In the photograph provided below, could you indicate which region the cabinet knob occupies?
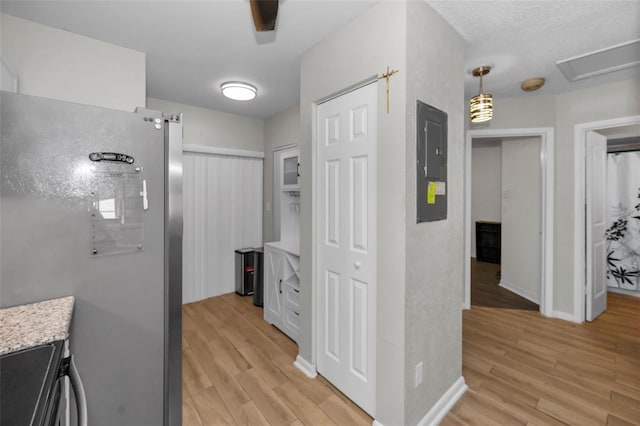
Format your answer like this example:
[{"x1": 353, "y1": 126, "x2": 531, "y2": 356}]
[{"x1": 354, "y1": 261, "x2": 361, "y2": 269}]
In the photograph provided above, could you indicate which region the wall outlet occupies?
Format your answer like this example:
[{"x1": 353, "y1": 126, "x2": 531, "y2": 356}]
[{"x1": 414, "y1": 361, "x2": 423, "y2": 388}]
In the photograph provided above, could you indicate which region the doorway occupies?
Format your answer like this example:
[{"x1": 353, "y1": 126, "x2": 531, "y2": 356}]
[
  {"x1": 574, "y1": 116, "x2": 640, "y2": 322},
  {"x1": 464, "y1": 128, "x2": 554, "y2": 316},
  {"x1": 470, "y1": 137, "x2": 541, "y2": 311}
]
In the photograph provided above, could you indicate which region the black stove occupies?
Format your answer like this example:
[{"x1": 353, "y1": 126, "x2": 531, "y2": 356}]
[{"x1": 0, "y1": 341, "x2": 65, "y2": 426}]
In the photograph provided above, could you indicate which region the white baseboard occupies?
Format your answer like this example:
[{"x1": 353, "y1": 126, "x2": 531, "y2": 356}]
[
  {"x1": 417, "y1": 376, "x2": 467, "y2": 426},
  {"x1": 608, "y1": 287, "x2": 640, "y2": 298},
  {"x1": 371, "y1": 377, "x2": 467, "y2": 426},
  {"x1": 552, "y1": 310, "x2": 581, "y2": 323},
  {"x1": 293, "y1": 354, "x2": 317, "y2": 378},
  {"x1": 499, "y1": 280, "x2": 540, "y2": 304}
]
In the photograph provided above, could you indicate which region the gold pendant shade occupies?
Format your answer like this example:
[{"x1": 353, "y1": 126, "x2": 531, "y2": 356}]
[{"x1": 470, "y1": 66, "x2": 493, "y2": 123}]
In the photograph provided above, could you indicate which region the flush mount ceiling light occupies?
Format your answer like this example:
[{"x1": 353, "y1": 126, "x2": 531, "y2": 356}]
[
  {"x1": 221, "y1": 82, "x2": 257, "y2": 101},
  {"x1": 521, "y1": 77, "x2": 545, "y2": 92},
  {"x1": 470, "y1": 66, "x2": 493, "y2": 123}
]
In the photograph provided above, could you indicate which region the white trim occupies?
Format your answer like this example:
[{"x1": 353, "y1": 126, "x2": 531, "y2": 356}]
[
  {"x1": 416, "y1": 377, "x2": 468, "y2": 426},
  {"x1": 293, "y1": 355, "x2": 317, "y2": 378},
  {"x1": 607, "y1": 287, "x2": 640, "y2": 298},
  {"x1": 273, "y1": 143, "x2": 297, "y2": 152},
  {"x1": 499, "y1": 280, "x2": 540, "y2": 304},
  {"x1": 316, "y1": 74, "x2": 378, "y2": 105},
  {"x1": 465, "y1": 128, "x2": 554, "y2": 317},
  {"x1": 182, "y1": 143, "x2": 264, "y2": 159},
  {"x1": 573, "y1": 115, "x2": 640, "y2": 323},
  {"x1": 552, "y1": 310, "x2": 580, "y2": 323}
]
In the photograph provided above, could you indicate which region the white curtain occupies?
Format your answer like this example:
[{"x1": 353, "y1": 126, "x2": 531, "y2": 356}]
[
  {"x1": 606, "y1": 151, "x2": 640, "y2": 291},
  {"x1": 183, "y1": 152, "x2": 263, "y2": 303}
]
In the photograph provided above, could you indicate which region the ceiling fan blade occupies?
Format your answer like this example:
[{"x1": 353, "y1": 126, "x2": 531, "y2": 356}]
[{"x1": 250, "y1": 0, "x2": 279, "y2": 32}]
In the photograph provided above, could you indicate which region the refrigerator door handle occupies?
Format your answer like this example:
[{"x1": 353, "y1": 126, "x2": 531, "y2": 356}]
[
  {"x1": 69, "y1": 356, "x2": 88, "y2": 426},
  {"x1": 141, "y1": 180, "x2": 149, "y2": 210}
]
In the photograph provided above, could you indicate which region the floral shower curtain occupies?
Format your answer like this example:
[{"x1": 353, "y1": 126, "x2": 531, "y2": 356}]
[{"x1": 606, "y1": 151, "x2": 640, "y2": 291}]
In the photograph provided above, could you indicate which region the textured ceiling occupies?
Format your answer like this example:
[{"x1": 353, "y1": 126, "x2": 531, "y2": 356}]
[
  {"x1": 1, "y1": 0, "x2": 639, "y2": 118},
  {"x1": 426, "y1": 0, "x2": 640, "y2": 101}
]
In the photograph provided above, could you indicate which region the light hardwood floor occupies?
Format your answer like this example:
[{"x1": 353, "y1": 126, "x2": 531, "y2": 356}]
[
  {"x1": 444, "y1": 293, "x2": 640, "y2": 426},
  {"x1": 182, "y1": 293, "x2": 372, "y2": 425},
  {"x1": 184, "y1": 292, "x2": 640, "y2": 425}
]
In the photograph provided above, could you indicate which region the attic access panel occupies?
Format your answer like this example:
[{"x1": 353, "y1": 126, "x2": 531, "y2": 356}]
[{"x1": 416, "y1": 100, "x2": 447, "y2": 223}]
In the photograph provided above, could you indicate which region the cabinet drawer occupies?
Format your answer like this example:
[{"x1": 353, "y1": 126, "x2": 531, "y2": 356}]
[
  {"x1": 285, "y1": 308, "x2": 300, "y2": 333},
  {"x1": 284, "y1": 284, "x2": 300, "y2": 308}
]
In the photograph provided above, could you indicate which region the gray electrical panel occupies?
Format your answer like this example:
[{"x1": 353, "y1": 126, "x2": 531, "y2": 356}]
[{"x1": 416, "y1": 101, "x2": 447, "y2": 223}]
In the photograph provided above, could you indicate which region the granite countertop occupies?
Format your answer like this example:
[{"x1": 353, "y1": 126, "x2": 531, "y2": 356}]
[{"x1": 0, "y1": 296, "x2": 75, "y2": 355}]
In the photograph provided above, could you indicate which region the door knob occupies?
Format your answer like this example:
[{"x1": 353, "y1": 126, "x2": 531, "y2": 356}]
[{"x1": 354, "y1": 261, "x2": 361, "y2": 269}]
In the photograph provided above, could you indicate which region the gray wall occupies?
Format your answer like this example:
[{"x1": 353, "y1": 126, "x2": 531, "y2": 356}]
[
  {"x1": 263, "y1": 106, "x2": 300, "y2": 243},
  {"x1": 300, "y1": 1, "x2": 465, "y2": 424},
  {"x1": 468, "y1": 78, "x2": 640, "y2": 316},
  {"x1": 300, "y1": 2, "x2": 408, "y2": 423},
  {"x1": 403, "y1": 2, "x2": 465, "y2": 424},
  {"x1": 147, "y1": 97, "x2": 265, "y2": 152},
  {"x1": 1, "y1": 13, "x2": 145, "y2": 111}
]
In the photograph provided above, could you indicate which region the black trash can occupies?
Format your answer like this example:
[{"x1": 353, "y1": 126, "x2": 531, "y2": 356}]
[
  {"x1": 253, "y1": 247, "x2": 264, "y2": 307},
  {"x1": 235, "y1": 248, "x2": 254, "y2": 296}
]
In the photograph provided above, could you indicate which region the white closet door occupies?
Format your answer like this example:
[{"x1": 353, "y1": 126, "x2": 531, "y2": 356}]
[
  {"x1": 183, "y1": 153, "x2": 263, "y2": 303},
  {"x1": 317, "y1": 82, "x2": 377, "y2": 416}
]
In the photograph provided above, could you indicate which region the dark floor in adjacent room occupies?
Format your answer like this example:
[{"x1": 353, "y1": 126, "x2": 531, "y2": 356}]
[{"x1": 471, "y1": 258, "x2": 539, "y2": 311}]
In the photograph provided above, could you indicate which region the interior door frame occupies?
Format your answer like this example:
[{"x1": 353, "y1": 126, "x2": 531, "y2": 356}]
[
  {"x1": 573, "y1": 115, "x2": 640, "y2": 322},
  {"x1": 464, "y1": 127, "x2": 554, "y2": 317}
]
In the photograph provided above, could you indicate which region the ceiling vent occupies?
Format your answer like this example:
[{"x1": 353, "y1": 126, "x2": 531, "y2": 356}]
[{"x1": 556, "y1": 39, "x2": 640, "y2": 82}]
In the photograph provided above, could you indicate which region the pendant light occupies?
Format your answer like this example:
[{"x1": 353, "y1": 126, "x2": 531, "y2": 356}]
[{"x1": 470, "y1": 66, "x2": 493, "y2": 123}]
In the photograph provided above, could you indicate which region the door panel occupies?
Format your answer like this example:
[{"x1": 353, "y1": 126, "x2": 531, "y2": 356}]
[
  {"x1": 350, "y1": 278, "x2": 368, "y2": 379},
  {"x1": 326, "y1": 160, "x2": 341, "y2": 247},
  {"x1": 325, "y1": 270, "x2": 341, "y2": 360},
  {"x1": 317, "y1": 82, "x2": 377, "y2": 416},
  {"x1": 264, "y1": 249, "x2": 283, "y2": 324},
  {"x1": 586, "y1": 130, "x2": 608, "y2": 321},
  {"x1": 351, "y1": 156, "x2": 369, "y2": 252}
]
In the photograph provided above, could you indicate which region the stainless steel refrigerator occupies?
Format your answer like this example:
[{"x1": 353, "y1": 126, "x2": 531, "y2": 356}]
[{"x1": 0, "y1": 91, "x2": 182, "y2": 425}]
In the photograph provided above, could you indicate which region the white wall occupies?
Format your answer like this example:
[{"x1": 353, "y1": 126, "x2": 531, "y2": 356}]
[
  {"x1": 471, "y1": 140, "x2": 502, "y2": 257},
  {"x1": 263, "y1": 106, "x2": 300, "y2": 243},
  {"x1": 147, "y1": 97, "x2": 264, "y2": 152},
  {"x1": 470, "y1": 78, "x2": 640, "y2": 317},
  {"x1": 501, "y1": 136, "x2": 541, "y2": 303},
  {"x1": 0, "y1": 13, "x2": 145, "y2": 111}
]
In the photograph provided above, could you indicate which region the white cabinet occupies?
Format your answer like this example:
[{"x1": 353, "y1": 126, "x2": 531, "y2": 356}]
[
  {"x1": 264, "y1": 243, "x2": 300, "y2": 342},
  {"x1": 281, "y1": 149, "x2": 300, "y2": 191}
]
